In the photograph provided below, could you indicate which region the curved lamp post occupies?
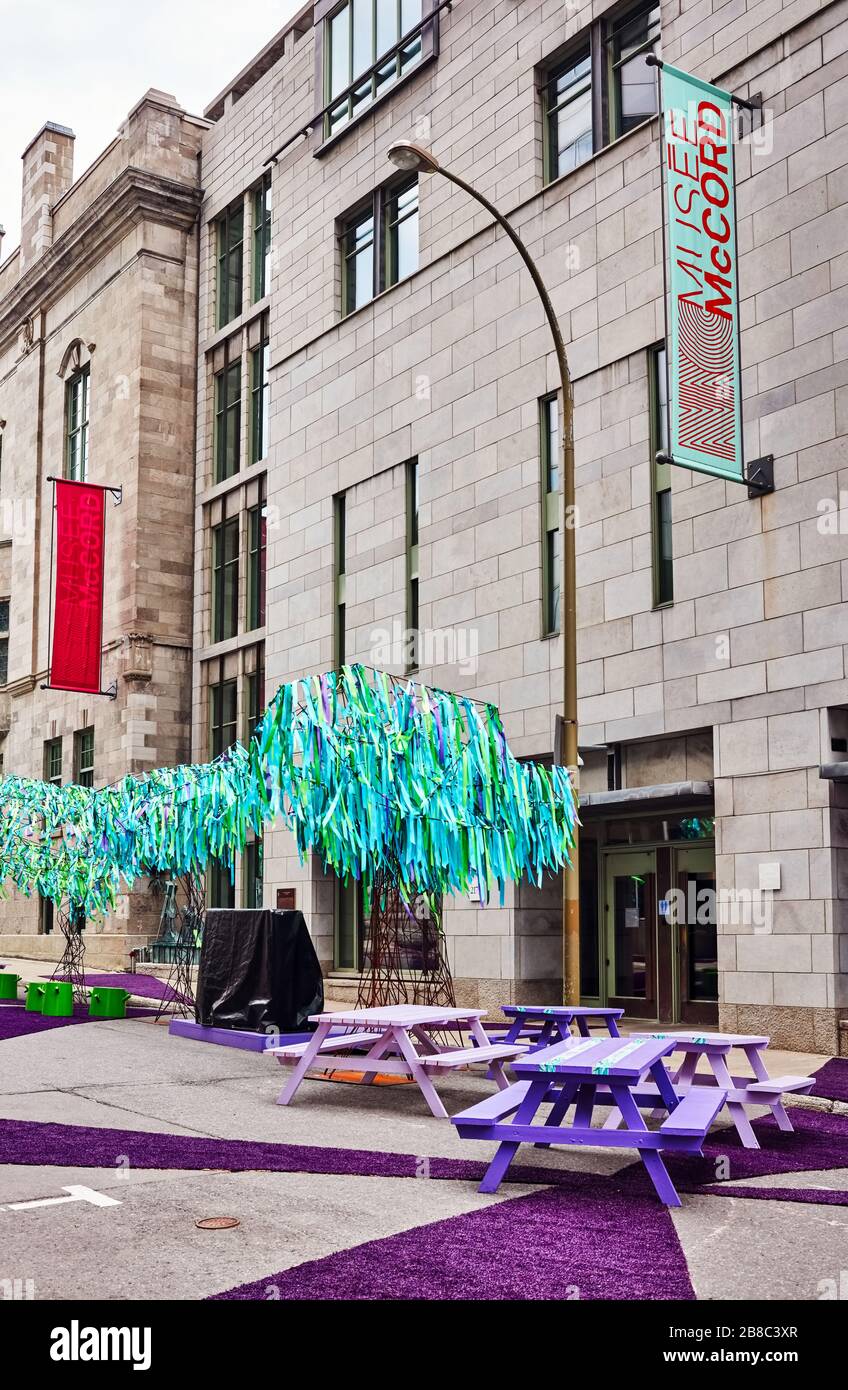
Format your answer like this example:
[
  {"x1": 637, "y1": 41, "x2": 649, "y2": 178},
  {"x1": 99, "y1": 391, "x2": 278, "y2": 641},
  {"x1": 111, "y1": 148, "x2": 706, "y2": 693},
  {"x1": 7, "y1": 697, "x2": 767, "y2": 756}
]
[{"x1": 388, "y1": 141, "x2": 581, "y2": 1004}]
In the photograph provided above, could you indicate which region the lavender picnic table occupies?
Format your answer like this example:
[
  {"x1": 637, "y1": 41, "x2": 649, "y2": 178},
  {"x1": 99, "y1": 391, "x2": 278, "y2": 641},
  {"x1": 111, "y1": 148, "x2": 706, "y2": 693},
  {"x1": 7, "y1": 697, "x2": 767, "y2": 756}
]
[
  {"x1": 268, "y1": 1005, "x2": 528, "y2": 1119},
  {"x1": 494, "y1": 1003, "x2": 624, "y2": 1047},
  {"x1": 452, "y1": 1034, "x2": 727, "y2": 1206},
  {"x1": 631, "y1": 1030, "x2": 815, "y2": 1149}
]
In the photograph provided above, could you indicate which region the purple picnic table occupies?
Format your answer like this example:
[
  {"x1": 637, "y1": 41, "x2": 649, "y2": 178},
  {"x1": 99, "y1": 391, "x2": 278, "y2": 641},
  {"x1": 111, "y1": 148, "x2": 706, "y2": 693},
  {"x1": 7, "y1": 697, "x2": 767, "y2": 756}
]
[
  {"x1": 452, "y1": 1034, "x2": 727, "y2": 1206},
  {"x1": 268, "y1": 1005, "x2": 528, "y2": 1119},
  {"x1": 495, "y1": 1004, "x2": 623, "y2": 1047}
]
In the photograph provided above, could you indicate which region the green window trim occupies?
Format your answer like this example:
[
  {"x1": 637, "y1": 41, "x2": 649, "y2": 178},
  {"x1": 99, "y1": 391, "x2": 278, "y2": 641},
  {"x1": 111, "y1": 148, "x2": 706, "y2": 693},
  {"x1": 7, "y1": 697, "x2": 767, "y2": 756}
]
[
  {"x1": 334, "y1": 492, "x2": 346, "y2": 668},
  {"x1": 340, "y1": 177, "x2": 418, "y2": 317},
  {"x1": 649, "y1": 343, "x2": 673, "y2": 607},
  {"x1": 405, "y1": 458, "x2": 419, "y2": 672},
  {"x1": 214, "y1": 358, "x2": 242, "y2": 484},
  {"x1": 65, "y1": 365, "x2": 90, "y2": 481},
  {"x1": 246, "y1": 495, "x2": 267, "y2": 633},
  {"x1": 242, "y1": 836, "x2": 264, "y2": 909},
  {"x1": 324, "y1": 0, "x2": 424, "y2": 140},
  {"x1": 216, "y1": 201, "x2": 245, "y2": 329},
  {"x1": 540, "y1": 394, "x2": 561, "y2": 637},
  {"x1": 44, "y1": 737, "x2": 63, "y2": 785},
  {"x1": 606, "y1": 0, "x2": 661, "y2": 141},
  {"x1": 542, "y1": 45, "x2": 593, "y2": 185},
  {"x1": 211, "y1": 515, "x2": 240, "y2": 643},
  {"x1": 249, "y1": 339, "x2": 270, "y2": 465},
  {"x1": 209, "y1": 677, "x2": 238, "y2": 758},
  {"x1": 244, "y1": 659, "x2": 265, "y2": 744},
  {"x1": 252, "y1": 173, "x2": 272, "y2": 303}
]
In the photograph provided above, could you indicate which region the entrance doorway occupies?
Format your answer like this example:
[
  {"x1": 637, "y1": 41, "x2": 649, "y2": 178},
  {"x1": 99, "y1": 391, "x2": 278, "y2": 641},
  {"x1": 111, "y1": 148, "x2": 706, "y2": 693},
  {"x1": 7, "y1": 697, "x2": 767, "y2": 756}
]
[{"x1": 602, "y1": 842, "x2": 717, "y2": 1024}]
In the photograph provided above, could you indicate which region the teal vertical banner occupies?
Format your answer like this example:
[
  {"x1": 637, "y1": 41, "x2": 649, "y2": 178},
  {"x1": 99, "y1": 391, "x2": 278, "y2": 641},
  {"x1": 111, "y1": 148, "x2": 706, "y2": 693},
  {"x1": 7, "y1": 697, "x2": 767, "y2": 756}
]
[{"x1": 661, "y1": 63, "x2": 744, "y2": 483}]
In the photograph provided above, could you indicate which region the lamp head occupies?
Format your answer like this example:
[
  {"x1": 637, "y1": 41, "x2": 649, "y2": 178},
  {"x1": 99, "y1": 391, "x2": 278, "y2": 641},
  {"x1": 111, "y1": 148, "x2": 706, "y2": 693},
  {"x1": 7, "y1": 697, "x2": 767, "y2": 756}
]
[{"x1": 387, "y1": 140, "x2": 440, "y2": 175}]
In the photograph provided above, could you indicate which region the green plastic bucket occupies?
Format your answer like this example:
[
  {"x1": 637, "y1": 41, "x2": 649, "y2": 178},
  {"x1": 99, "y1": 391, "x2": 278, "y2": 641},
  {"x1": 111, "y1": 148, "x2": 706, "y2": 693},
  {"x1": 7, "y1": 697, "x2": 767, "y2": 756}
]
[
  {"x1": 41, "y1": 981, "x2": 74, "y2": 1017},
  {"x1": 0, "y1": 973, "x2": 20, "y2": 1001},
  {"x1": 25, "y1": 981, "x2": 46, "y2": 1012},
  {"x1": 88, "y1": 987, "x2": 131, "y2": 1019}
]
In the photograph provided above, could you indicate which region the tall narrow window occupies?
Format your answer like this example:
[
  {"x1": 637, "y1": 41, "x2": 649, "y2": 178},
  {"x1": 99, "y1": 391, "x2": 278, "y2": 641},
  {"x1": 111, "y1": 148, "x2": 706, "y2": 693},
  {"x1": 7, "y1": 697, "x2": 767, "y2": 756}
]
[
  {"x1": 74, "y1": 727, "x2": 94, "y2": 787},
  {"x1": 543, "y1": 47, "x2": 593, "y2": 183},
  {"x1": 406, "y1": 458, "x2": 419, "y2": 671},
  {"x1": 252, "y1": 173, "x2": 272, "y2": 303},
  {"x1": 335, "y1": 875, "x2": 363, "y2": 970},
  {"x1": 243, "y1": 838, "x2": 264, "y2": 908},
  {"x1": 214, "y1": 356, "x2": 241, "y2": 483},
  {"x1": 540, "y1": 395, "x2": 561, "y2": 636},
  {"x1": 245, "y1": 658, "x2": 265, "y2": 742},
  {"x1": 607, "y1": 1, "x2": 661, "y2": 138},
  {"x1": 65, "y1": 365, "x2": 90, "y2": 481},
  {"x1": 341, "y1": 206, "x2": 376, "y2": 316},
  {"x1": 0, "y1": 598, "x2": 8, "y2": 686},
  {"x1": 325, "y1": 0, "x2": 423, "y2": 137},
  {"x1": 334, "y1": 493, "x2": 346, "y2": 668},
  {"x1": 39, "y1": 895, "x2": 54, "y2": 935},
  {"x1": 209, "y1": 860, "x2": 236, "y2": 909},
  {"x1": 249, "y1": 336, "x2": 270, "y2": 464},
  {"x1": 246, "y1": 493, "x2": 267, "y2": 631},
  {"x1": 650, "y1": 344, "x2": 673, "y2": 606},
  {"x1": 216, "y1": 201, "x2": 244, "y2": 329},
  {"x1": 386, "y1": 177, "x2": 419, "y2": 285},
  {"x1": 212, "y1": 516, "x2": 240, "y2": 643},
  {"x1": 209, "y1": 678, "x2": 238, "y2": 757},
  {"x1": 44, "y1": 737, "x2": 63, "y2": 785}
]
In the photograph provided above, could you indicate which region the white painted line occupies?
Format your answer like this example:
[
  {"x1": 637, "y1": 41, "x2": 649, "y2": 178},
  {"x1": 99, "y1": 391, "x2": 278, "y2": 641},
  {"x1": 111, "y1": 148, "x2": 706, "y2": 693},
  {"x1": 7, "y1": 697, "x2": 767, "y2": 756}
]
[{"x1": 4, "y1": 1185, "x2": 121, "y2": 1212}]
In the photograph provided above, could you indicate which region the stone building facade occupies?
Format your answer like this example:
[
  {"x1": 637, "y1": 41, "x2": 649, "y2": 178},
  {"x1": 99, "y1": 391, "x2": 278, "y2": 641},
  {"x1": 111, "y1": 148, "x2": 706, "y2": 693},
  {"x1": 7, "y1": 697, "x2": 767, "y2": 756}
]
[
  {"x1": 194, "y1": 0, "x2": 848, "y2": 1053},
  {"x1": 0, "y1": 91, "x2": 205, "y2": 964}
]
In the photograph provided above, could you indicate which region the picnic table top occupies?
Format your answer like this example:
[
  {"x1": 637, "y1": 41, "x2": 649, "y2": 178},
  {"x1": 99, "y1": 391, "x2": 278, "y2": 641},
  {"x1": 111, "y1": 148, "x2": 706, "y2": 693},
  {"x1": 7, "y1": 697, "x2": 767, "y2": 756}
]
[
  {"x1": 634, "y1": 1029, "x2": 769, "y2": 1049},
  {"x1": 308, "y1": 1005, "x2": 487, "y2": 1028},
  {"x1": 513, "y1": 1034, "x2": 677, "y2": 1079},
  {"x1": 502, "y1": 1004, "x2": 624, "y2": 1019}
]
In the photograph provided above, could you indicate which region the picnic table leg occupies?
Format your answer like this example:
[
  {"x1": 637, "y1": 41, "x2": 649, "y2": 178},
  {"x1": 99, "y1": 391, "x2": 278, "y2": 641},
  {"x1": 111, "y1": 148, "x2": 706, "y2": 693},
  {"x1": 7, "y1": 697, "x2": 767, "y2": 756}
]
[
  {"x1": 391, "y1": 1026, "x2": 449, "y2": 1119},
  {"x1": 607, "y1": 1015, "x2": 622, "y2": 1038},
  {"x1": 479, "y1": 1080, "x2": 548, "y2": 1193},
  {"x1": 574, "y1": 1014, "x2": 590, "y2": 1038},
  {"x1": 611, "y1": 1083, "x2": 682, "y2": 1208},
  {"x1": 710, "y1": 1052, "x2": 760, "y2": 1149},
  {"x1": 276, "y1": 1021, "x2": 333, "y2": 1105},
  {"x1": 745, "y1": 1044, "x2": 795, "y2": 1133},
  {"x1": 358, "y1": 1028, "x2": 405, "y2": 1086},
  {"x1": 535, "y1": 1077, "x2": 580, "y2": 1146}
]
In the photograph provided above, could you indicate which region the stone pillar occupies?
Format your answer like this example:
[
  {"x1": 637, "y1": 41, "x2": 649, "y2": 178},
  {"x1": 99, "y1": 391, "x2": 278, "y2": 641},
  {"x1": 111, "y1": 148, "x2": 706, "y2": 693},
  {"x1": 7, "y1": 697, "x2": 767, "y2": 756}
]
[{"x1": 19, "y1": 122, "x2": 75, "y2": 271}]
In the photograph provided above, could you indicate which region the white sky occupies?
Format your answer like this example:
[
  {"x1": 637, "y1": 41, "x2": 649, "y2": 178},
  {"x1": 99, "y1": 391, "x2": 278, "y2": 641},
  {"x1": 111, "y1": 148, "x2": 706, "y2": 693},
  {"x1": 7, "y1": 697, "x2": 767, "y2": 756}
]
[{"x1": 0, "y1": 0, "x2": 304, "y2": 258}]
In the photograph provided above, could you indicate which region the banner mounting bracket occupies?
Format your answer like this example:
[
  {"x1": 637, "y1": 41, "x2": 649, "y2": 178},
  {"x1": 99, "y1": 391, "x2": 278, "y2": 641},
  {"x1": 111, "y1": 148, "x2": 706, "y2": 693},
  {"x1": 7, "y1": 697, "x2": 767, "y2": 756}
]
[{"x1": 745, "y1": 455, "x2": 775, "y2": 498}]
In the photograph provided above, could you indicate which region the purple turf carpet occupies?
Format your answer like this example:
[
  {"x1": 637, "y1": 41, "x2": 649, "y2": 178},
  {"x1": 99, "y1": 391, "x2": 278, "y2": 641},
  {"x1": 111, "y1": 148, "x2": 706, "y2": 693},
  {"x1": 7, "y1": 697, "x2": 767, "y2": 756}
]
[
  {"x1": 45, "y1": 971, "x2": 189, "y2": 1005},
  {"x1": 209, "y1": 1179, "x2": 696, "y2": 1301},
  {"x1": 0, "y1": 1004, "x2": 156, "y2": 1042},
  {"x1": 811, "y1": 1058, "x2": 848, "y2": 1103},
  {"x1": 699, "y1": 1183, "x2": 848, "y2": 1206}
]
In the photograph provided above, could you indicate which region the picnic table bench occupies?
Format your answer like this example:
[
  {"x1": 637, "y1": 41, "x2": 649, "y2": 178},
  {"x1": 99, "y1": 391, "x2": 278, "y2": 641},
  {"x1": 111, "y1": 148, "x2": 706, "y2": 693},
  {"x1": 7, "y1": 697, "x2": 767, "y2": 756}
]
[
  {"x1": 269, "y1": 1005, "x2": 528, "y2": 1119},
  {"x1": 452, "y1": 1035, "x2": 726, "y2": 1206},
  {"x1": 631, "y1": 1030, "x2": 815, "y2": 1149}
]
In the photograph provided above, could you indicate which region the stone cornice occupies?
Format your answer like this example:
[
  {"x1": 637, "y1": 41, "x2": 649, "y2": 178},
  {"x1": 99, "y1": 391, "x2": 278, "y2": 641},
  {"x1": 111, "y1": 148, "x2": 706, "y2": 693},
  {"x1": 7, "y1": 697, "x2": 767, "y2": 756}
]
[{"x1": 0, "y1": 166, "x2": 202, "y2": 354}]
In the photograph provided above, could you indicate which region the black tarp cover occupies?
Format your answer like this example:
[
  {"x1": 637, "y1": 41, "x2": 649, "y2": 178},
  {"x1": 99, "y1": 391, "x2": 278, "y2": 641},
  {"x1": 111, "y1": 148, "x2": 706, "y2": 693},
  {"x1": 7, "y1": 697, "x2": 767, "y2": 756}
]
[{"x1": 196, "y1": 909, "x2": 324, "y2": 1032}]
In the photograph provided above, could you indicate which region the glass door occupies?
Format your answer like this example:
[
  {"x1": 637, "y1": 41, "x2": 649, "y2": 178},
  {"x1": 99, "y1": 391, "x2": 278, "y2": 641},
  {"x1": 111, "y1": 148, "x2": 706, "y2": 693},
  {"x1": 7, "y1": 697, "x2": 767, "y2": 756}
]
[
  {"x1": 604, "y1": 850, "x2": 656, "y2": 1018},
  {"x1": 676, "y1": 845, "x2": 718, "y2": 1025}
]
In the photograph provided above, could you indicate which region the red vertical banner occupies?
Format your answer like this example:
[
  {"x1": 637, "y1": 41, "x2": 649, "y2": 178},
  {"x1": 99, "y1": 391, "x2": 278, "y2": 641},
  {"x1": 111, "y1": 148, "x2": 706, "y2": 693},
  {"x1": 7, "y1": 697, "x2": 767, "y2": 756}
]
[{"x1": 50, "y1": 480, "x2": 106, "y2": 694}]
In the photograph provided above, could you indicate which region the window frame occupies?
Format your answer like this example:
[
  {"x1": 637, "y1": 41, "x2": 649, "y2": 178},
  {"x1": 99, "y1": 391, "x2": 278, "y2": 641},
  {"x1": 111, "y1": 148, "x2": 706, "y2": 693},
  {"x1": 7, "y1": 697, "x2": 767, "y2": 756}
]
[
  {"x1": 605, "y1": 0, "x2": 661, "y2": 142},
  {"x1": 542, "y1": 42, "x2": 595, "y2": 185},
  {"x1": 249, "y1": 333, "x2": 270, "y2": 466},
  {"x1": 319, "y1": 0, "x2": 433, "y2": 142},
  {"x1": 252, "y1": 173, "x2": 272, "y2": 304},
  {"x1": 215, "y1": 199, "x2": 245, "y2": 330},
  {"x1": 649, "y1": 342, "x2": 673, "y2": 608},
  {"x1": 73, "y1": 727, "x2": 95, "y2": 787},
  {"x1": 64, "y1": 364, "x2": 90, "y2": 481},
  {"x1": 213, "y1": 345, "x2": 242, "y2": 485},
  {"x1": 540, "y1": 393, "x2": 561, "y2": 637},
  {"x1": 44, "y1": 737, "x2": 63, "y2": 785},
  {"x1": 211, "y1": 511, "x2": 240, "y2": 644},
  {"x1": 339, "y1": 175, "x2": 418, "y2": 317},
  {"x1": 246, "y1": 484, "x2": 267, "y2": 633},
  {"x1": 405, "y1": 458, "x2": 419, "y2": 672},
  {"x1": 0, "y1": 596, "x2": 8, "y2": 687},
  {"x1": 334, "y1": 492, "x2": 346, "y2": 668},
  {"x1": 209, "y1": 676, "x2": 238, "y2": 758}
]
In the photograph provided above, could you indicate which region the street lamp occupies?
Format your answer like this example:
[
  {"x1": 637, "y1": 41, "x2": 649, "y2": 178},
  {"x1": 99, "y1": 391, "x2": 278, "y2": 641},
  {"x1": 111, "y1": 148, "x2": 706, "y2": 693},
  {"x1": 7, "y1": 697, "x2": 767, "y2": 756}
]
[{"x1": 388, "y1": 140, "x2": 581, "y2": 1004}]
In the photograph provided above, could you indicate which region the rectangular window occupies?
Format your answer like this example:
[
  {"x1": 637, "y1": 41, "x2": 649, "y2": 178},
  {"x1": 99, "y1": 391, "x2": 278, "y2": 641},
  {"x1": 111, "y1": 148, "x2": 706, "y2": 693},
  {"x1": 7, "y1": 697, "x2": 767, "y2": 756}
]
[
  {"x1": 340, "y1": 177, "x2": 418, "y2": 316},
  {"x1": 0, "y1": 598, "x2": 8, "y2": 686},
  {"x1": 406, "y1": 458, "x2": 419, "y2": 671},
  {"x1": 65, "y1": 366, "x2": 90, "y2": 481},
  {"x1": 216, "y1": 201, "x2": 244, "y2": 329},
  {"x1": 39, "y1": 894, "x2": 54, "y2": 935},
  {"x1": 214, "y1": 358, "x2": 241, "y2": 483},
  {"x1": 209, "y1": 860, "x2": 236, "y2": 909},
  {"x1": 540, "y1": 394, "x2": 561, "y2": 636},
  {"x1": 44, "y1": 737, "x2": 62, "y2": 785},
  {"x1": 543, "y1": 46, "x2": 593, "y2": 183},
  {"x1": 334, "y1": 492, "x2": 346, "y2": 668},
  {"x1": 335, "y1": 874, "x2": 363, "y2": 970},
  {"x1": 252, "y1": 173, "x2": 272, "y2": 303},
  {"x1": 212, "y1": 516, "x2": 240, "y2": 642},
  {"x1": 650, "y1": 344, "x2": 673, "y2": 606},
  {"x1": 243, "y1": 838, "x2": 264, "y2": 908},
  {"x1": 249, "y1": 338, "x2": 270, "y2": 465},
  {"x1": 209, "y1": 678, "x2": 238, "y2": 757},
  {"x1": 246, "y1": 494, "x2": 267, "y2": 631},
  {"x1": 607, "y1": 1, "x2": 661, "y2": 139},
  {"x1": 245, "y1": 659, "x2": 266, "y2": 742},
  {"x1": 74, "y1": 727, "x2": 94, "y2": 787},
  {"x1": 325, "y1": 0, "x2": 423, "y2": 138}
]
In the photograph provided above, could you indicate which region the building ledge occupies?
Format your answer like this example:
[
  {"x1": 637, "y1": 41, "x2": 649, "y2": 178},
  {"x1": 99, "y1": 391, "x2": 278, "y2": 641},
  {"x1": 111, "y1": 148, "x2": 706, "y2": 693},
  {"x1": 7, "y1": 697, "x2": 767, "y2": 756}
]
[
  {"x1": 820, "y1": 763, "x2": 848, "y2": 780},
  {"x1": 579, "y1": 780, "x2": 714, "y2": 814}
]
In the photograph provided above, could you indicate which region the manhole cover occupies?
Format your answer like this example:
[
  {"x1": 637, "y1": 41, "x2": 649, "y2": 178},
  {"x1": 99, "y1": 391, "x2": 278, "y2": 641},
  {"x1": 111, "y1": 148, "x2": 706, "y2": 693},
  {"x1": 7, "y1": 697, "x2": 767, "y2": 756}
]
[{"x1": 195, "y1": 1216, "x2": 240, "y2": 1230}]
